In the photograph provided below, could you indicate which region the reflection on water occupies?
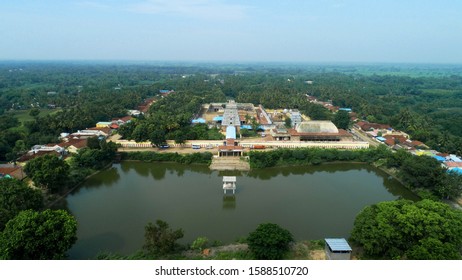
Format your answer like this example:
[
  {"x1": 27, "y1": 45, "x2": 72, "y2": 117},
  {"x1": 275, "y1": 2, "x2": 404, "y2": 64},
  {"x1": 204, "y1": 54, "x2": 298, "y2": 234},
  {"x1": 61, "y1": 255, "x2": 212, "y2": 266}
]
[
  {"x1": 223, "y1": 195, "x2": 236, "y2": 210},
  {"x1": 65, "y1": 161, "x2": 419, "y2": 259}
]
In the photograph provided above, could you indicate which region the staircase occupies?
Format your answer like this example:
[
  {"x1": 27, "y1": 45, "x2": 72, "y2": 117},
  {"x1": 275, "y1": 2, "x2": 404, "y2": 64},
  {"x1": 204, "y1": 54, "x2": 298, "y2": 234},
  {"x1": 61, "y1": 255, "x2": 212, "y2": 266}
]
[{"x1": 210, "y1": 156, "x2": 250, "y2": 171}]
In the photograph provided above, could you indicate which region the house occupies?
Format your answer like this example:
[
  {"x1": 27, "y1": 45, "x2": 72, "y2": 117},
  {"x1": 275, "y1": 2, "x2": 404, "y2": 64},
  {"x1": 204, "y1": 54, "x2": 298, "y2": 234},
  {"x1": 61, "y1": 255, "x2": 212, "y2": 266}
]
[
  {"x1": 17, "y1": 150, "x2": 63, "y2": 162},
  {"x1": 127, "y1": 109, "x2": 141, "y2": 116},
  {"x1": 0, "y1": 164, "x2": 26, "y2": 180},
  {"x1": 96, "y1": 122, "x2": 112, "y2": 128},
  {"x1": 444, "y1": 162, "x2": 462, "y2": 169},
  {"x1": 355, "y1": 121, "x2": 391, "y2": 131},
  {"x1": 138, "y1": 97, "x2": 156, "y2": 114},
  {"x1": 58, "y1": 138, "x2": 88, "y2": 154},
  {"x1": 112, "y1": 116, "x2": 133, "y2": 126},
  {"x1": 83, "y1": 127, "x2": 110, "y2": 137},
  {"x1": 31, "y1": 144, "x2": 65, "y2": 154},
  {"x1": 271, "y1": 127, "x2": 291, "y2": 141},
  {"x1": 159, "y1": 89, "x2": 174, "y2": 97}
]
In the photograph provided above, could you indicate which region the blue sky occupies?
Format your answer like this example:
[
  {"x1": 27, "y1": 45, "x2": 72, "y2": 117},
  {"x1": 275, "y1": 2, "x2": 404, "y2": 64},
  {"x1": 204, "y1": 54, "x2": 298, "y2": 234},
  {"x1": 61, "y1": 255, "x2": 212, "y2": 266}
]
[{"x1": 1, "y1": 0, "x2": 461, "y2": 63}]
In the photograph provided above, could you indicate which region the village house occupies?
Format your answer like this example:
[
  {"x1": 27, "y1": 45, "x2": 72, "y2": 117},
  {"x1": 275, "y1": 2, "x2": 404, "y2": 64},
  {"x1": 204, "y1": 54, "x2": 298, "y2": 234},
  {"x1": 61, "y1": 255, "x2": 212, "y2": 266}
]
[
  {"x1": 0, "y1": 164, "x2": 26, "y2": 180},
  {"x1": 58, "y1": 138, "x2": 88, "y2": 154}
]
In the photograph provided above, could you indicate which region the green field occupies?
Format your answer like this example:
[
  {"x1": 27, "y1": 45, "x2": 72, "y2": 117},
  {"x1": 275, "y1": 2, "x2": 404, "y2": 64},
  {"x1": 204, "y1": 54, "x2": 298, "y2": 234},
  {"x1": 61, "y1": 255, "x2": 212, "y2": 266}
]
[{"x1": 8, "y1": 108, "x2": 61, "y2": 124}]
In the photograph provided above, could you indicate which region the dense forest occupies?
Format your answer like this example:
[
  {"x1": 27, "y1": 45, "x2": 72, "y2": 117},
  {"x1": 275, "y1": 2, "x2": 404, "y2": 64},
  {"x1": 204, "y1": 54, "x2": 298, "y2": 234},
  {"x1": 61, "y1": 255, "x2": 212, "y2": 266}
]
[{"x1": 1, "y1": 62, "x2": 462, "y2": 162}]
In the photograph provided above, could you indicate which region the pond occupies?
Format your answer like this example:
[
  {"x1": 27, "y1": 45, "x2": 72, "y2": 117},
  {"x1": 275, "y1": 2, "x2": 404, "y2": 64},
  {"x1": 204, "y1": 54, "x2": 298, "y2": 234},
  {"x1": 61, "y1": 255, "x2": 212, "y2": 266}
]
[{"x1": 65, "y1": 161, "x2": 418, "y2": 259}]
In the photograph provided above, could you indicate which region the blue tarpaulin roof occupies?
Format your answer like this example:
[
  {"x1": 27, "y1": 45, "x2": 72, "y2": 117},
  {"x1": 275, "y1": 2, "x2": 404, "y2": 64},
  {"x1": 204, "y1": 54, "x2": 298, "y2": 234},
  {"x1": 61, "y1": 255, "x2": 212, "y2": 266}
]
[
  {"x1": 376, "y1": 137, "x2": 386, "y2": 142},
  {"x1": 191, "y1": 118, "x2": 206, "y2": 124},
  {"x1": 449, "y1": 168, "x2": 462, "y2": 175},
  {"x1": 339, "y1": 108, "x2": 352, "y2": 112},
  {"x1": 241, "y1": 125, "x2": 252, "y2": 130},
  {"x1": 325, "y1": 238, "x2": 352, "y2": 252},
  {"x1": 433, "y1": 155, "x2": 446, "y2": 162},
  {"x1": 213, "y1": 116, "x2": 223, "y2": 121}
]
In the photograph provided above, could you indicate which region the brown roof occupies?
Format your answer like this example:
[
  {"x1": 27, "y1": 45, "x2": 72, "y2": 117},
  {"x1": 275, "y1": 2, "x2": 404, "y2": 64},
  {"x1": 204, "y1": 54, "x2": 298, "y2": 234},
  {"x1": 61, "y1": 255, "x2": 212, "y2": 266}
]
[
  {"x1": 17, "y1": 150, "x2": 62, "y2": 162},
  {"x1": 120, "y1": 115, "x2": 133, "y2": 122},
  {"x1": 218, "y1": 145, "x2": 243, "y2": 151},
  {"x1": 255, "y1": 108, "x2": 270, "y2": 125},
  {"x1": 61, "y1": 138, "x2": 88, "y2": 149},
  {"x1": 383, "y1": 135, "x2": 407, "y2": 146},
  {"x1": 87, "y1": 127, "x2": 111, "y2": 135},
  {"x1": 445, "y1": 162, "x2": 462, "y2": 168},
  {"x1": 357, "y1": 121, "x2": 391, "y2": 131},
  {"x1": 0, "y1": 165, "x2": 26, "y2": 180},
  {"x1": 410, "y1": 140, "x2": 424, "y2": 147},
  {"x1": 138, "y1": 98, "x2": 156, "y2": 113}
]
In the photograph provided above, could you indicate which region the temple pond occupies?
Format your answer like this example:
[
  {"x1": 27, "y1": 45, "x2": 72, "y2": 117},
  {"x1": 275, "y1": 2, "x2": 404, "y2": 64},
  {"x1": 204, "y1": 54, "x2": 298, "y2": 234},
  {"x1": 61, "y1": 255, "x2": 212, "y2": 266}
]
[{"x1": 64, "y1": 161, "x2": 418, "y2": 259}]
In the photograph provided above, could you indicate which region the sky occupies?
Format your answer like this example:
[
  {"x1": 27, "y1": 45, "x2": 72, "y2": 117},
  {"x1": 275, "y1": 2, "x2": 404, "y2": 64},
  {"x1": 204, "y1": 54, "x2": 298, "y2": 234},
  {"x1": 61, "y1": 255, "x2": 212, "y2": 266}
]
[{"x1": 0, "y1": 0, "x2": 461, "y2": 63}]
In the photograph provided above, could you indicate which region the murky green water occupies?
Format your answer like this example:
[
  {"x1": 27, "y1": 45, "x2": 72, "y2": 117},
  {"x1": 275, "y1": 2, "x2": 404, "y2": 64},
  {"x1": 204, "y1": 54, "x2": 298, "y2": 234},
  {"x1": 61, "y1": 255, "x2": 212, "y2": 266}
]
[{"x1": 65, "y1": 161, "x2": 418, "y2": 259}]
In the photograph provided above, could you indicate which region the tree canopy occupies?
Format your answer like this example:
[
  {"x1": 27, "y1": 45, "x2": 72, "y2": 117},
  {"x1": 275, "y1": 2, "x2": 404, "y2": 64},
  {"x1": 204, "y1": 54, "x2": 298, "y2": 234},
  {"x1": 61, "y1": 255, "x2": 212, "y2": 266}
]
[
  {"x1": 143, "y1": 220, "x2": 184, "y2": 257},
  {"x1": 247, "y1": 223, "x2": 294, "y2": 260},
  {"x1": 0, "y1": 178, "x2": 44, "y2": 230},
  {"x1": 351, "y1": 199, "x2": 462, "y2": 260},
  {"x1": 333, "y1": 110, "x2": 351, "y2": 130},
  {"x1": 0, "y1": 209, "x2": 77, "y2": 260},
  {"x1": 24, "y1": 154, "x2": 70, "y2": 193}
]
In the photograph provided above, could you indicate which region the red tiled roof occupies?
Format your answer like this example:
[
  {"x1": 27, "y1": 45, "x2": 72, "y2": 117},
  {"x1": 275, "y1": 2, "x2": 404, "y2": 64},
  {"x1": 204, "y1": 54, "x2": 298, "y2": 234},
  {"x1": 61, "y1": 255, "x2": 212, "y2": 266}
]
[
  {"x1": 120, "y1": 115, "x2": 133, "y2": 122},
  {"x1": 383, "y1": 135, "x2": 407, "y2": 146},
  {"x1": 0, "y1": 165, "x2": 26, "y2": 180},
  {"x1": 17, "y1": 150, "x2": 61, "y2": 162},
  {"x1": 255, "y1": 108, "x2": 270, "y2": 125},
  {"x1": 58, "y1": 138, "x2": 88, "y2": 149},
  {"x1": 218, "y1": 146, "x2": 243, "y2": 151},
  {"x1": 445, "y1": 162, "x2": 462, "y2": 168},
  {"x1": 410, "y1": 140, "x2": 424, "y2": 147},
  {"x1": 358, "y1": 122, "x2": 391, "y2": 131}
]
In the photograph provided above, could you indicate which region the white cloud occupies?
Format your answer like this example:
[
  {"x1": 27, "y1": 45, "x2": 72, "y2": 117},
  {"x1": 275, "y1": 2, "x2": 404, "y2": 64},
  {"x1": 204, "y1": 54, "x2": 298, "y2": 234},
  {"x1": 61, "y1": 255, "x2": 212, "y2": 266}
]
[{"x1": 127, "y1": 0, "x2": 249, "y2": 20}]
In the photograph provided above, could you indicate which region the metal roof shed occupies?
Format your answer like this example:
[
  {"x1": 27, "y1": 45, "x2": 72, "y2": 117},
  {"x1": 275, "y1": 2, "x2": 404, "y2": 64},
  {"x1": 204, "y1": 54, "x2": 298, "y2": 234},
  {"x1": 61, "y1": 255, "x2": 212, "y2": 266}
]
[{"x1": 325, "y1": 238, "x2": 352, "y2": 260}]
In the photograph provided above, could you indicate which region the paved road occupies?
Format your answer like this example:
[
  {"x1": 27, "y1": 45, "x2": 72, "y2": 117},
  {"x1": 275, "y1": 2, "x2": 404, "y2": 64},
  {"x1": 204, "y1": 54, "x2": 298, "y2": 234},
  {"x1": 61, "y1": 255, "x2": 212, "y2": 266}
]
[{"x1": 351, "y1": 127, "x2": 380, "y2": 147}]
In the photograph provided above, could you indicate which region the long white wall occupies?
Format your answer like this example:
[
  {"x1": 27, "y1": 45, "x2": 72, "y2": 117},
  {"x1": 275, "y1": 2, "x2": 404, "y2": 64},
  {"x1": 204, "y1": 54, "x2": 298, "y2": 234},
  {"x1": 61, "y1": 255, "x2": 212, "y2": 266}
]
[{"x1": 115, "y1": 139, "x2": 369, "y2": 149}]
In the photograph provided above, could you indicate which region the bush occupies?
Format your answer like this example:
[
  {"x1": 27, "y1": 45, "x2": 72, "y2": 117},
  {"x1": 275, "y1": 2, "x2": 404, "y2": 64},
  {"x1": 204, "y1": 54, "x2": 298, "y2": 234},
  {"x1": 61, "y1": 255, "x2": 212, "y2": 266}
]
[
  {"x1": 247, "y1": 223, "x2": 294, "y2": 260},
  {"x1": 191, "y1": 237, "x2": 209, "y2": 251}
]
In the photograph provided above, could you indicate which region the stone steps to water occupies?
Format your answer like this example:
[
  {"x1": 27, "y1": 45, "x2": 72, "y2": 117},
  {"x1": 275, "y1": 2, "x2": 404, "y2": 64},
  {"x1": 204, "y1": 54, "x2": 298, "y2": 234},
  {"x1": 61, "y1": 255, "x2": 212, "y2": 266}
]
[{"x1": 209, "y1": 157, "x2": 250, "y2": 171}]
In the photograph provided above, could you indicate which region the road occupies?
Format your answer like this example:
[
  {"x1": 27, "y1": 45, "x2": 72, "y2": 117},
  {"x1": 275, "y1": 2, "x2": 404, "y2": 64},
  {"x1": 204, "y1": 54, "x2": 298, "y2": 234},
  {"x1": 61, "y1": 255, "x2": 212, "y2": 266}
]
[{"x1": 350, "y1": 127, "x2": 380, "y2": 147}]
